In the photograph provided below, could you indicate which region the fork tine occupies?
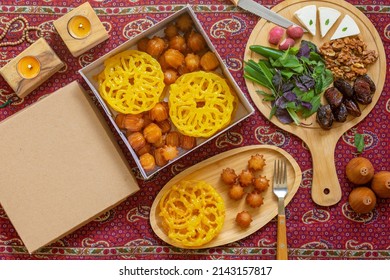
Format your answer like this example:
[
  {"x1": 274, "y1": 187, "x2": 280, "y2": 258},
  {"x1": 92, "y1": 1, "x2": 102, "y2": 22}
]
[
  {"x1": 274, "y1": 160, "x2": 278, "y2": 185},
  {"x1": 273, "y1": 160, "x2": 277, "y2": 185},
  {"x1": 278, "y1": 160, "x2": 283, "y2": 184},
  {"x1": 274, "y1": 160, "x2": 287, "y2": 186}
]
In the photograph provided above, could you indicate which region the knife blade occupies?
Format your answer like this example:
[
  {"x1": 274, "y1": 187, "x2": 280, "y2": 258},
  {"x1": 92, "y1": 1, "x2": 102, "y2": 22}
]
[{"x1": 231, "y1": 0, "x2": 306, "y2": 31}]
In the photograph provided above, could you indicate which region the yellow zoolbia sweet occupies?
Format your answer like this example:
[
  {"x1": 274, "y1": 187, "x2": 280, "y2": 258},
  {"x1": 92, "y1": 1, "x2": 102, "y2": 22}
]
[
  {"x1": 168, "y1": 71, "x2": 235, "y2": 138},
  {"x1": 98, "y1": 50, "x2": 165, "y2": 114},
  {"x1": 158, "y1": 180, "x2": 225, "y2": 247}
]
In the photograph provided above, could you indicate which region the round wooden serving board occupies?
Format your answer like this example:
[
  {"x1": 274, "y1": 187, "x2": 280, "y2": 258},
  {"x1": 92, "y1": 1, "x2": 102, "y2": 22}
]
[
  {"x1": 244, "y1": 0, "x2": 386, "y2": 206},
  {"x1": 150, "y1": 145, "x2": 302, "y2": 249}
]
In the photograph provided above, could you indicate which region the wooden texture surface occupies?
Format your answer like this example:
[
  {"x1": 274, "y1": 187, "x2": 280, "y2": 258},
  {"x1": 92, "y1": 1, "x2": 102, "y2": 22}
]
[
  {"x1": 244, "y1": 0, "x2": 386, "y2": 206},
  {"x1": 277, "y1": 215, "x2": 288, "y2": 260},
  {"x1": 150, "y1": 145, "x2": 302, "y2": 250},
  {"x1": 53, "y1": 2, "x2": 109, "y2": 57},
  {"x1": 0, "y1": 38, "x2": 64, "y2": 98}
]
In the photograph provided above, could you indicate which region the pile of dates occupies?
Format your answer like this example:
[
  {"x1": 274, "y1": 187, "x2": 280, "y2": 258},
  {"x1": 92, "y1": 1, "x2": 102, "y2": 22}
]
[{"x1": 316, "y1": 74, "x2": 376, "y2": 130}]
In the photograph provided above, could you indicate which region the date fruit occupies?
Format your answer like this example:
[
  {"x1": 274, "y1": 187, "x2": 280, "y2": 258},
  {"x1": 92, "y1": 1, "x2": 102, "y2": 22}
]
[
  {"x1": 324, "y1": 87, "x2": 343, "y2": 108},
  {"x1": 353, "y1": 77, "x2": 372, "y2": 105},
  {"x1": 333, "y1": 103, "x2": 348, "y2": 122},
  {"x1": 344, "y1": 98, "x2": 361, "y2": 117},
  {"x1": 316, "y1": 104, "x2": 334, "y2": 130},
  {"x1": 359, "y1": 74, "x2": 376, "y2": 94},
  {"x1": 334, "y1": 79, "x2": 354, "y2": 99}
]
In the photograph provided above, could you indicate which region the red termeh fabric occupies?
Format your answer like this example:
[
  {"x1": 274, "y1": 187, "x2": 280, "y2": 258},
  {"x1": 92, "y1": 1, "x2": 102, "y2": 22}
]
[{"x1": 0, "y1": 0, "x2": 389, "y2": 260}]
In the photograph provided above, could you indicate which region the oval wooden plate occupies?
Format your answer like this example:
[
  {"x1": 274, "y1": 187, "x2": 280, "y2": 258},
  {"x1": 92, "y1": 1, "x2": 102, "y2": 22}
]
[
  {"x1": 244, "y1": 0, "x2": 386, "y2": 206},
  {"x1": 150, "y1": 145, "x2": 302, "y2": 249}
]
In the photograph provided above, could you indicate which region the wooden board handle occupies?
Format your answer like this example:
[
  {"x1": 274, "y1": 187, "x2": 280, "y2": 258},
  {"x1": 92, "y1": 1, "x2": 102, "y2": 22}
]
[
  {"x1": 276, "y1": 215, "x2": 288, "y2": 260},
  {"x1": 307, "y1": 134, "x2": 342, "y2": 206}
]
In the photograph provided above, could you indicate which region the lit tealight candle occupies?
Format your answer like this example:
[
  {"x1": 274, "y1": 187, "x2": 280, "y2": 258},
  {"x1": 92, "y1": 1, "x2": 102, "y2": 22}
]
[
  {"x1": 67, "y1": 15, "x2": 91, "y2": 39},
  {"x1": 17, "y1": 56, "x2": 41, "y2": 79}
]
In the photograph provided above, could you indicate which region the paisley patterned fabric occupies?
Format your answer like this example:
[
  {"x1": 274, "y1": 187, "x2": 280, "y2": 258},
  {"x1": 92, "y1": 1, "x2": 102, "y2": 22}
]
[{"x1": 0, "y1": 0, "x2": 389, "y2": 260}]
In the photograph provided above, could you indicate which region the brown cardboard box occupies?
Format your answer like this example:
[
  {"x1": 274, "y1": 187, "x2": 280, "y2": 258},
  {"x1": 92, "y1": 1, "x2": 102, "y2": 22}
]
[
  {"x1": 80, "y1": 5, "x2": 255, "y2": 179},
  {"x1": 0, "y1": 81, "x2": 139, "y2": 253}
]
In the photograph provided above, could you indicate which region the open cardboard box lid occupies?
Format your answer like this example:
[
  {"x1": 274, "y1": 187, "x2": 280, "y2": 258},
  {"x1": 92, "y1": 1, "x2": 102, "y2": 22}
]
[{"x1": 0, "y1": 81, "x2": 139, "y2": 253}]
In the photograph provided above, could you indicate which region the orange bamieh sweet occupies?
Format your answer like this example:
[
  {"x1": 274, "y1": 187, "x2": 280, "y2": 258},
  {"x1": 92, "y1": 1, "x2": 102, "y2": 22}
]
[
  {"x1": 168, "y1": 71, "x2": 235, "y2": 138},
  {"x1": 158, "y1": 180, "x2": 225, "y2": 247},
  {"x1": 97, "y1": 50, "x2": 165, "y2": 114}
]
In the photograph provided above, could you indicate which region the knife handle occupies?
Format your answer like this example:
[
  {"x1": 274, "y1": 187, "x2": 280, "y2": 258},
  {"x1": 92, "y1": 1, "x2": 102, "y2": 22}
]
[{"x1": 230, "y1": 0, "x2": 239, "y2": 6}]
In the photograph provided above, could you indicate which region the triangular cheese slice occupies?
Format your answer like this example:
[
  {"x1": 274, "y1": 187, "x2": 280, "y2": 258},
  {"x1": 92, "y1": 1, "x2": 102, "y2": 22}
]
[
  {"x1": 330, "y1": 15, "x2": 360, "y2": 40},
  {"x1": 318, "y1": 7, "x2": 341, "y2": 37},
  {"x1": 294, "y1": 5, "x2": 317, "y2": 36}
]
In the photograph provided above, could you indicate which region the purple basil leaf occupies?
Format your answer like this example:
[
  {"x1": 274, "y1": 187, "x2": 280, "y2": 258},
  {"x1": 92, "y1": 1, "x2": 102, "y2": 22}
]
[
  {"x1": 300, "y1": 101, "x2": 312, "y2": 110},
  {"x1": 295, "y1": 80, "x2": 307, "y2": 91},
  {"x1": 295, "y1": 75, "x2": 315, "y2": 91},
  {"x1": 272, "y1": 71, "x2": 283, "y2": 88},
  {"x1": 301, "y1": 74, "x2": 315, "y2": 89},
  {"x1": 298, "y1": 40, "x2": 319, "y2": 58},
  {"x1": 275, "y1": 97, "x2": 288, "y2": 109},
  {"x1": 275, "y1": 108, "x2": 294, "y2": 124},
  {"x1": 297, "y1": 41, "x2": 311, "y2": 58},
  {"x1": 281, "y1": 82, "x2": 294, "y2": 93},
  {"x1": 283, "y1": 91, "x2": 297, "y2": 102}
]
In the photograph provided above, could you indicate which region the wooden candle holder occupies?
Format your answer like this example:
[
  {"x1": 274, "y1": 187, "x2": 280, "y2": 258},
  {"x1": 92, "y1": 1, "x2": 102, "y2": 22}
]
[
  {"x1": 53, "y1": 2, "x2": 109, "y2": 57},
  {"x1": 0, "y1": 38, "x2": 64, "y2": 99}
]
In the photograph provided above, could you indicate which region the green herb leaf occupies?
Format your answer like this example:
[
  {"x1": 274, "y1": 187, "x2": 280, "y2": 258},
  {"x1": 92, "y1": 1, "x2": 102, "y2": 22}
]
[
  {"x1": 301, "y1": 95, "x2": 321, "y2": 118},
  {"x1": 309, "y1": 19, "x2": 313, "y2": 25},
  {"x1": 280, "y1": 69, "x2": 295, "y2": 80},
  {"x1": 244, "y1": 73, "x2": 271, "y2": 89},
  {"x1": 309, "y1": 52, "x2": 324, "y2": 63},
  {"x1": 245, "y1": 41, "x2": 334, "y2": 127},
  {"x1": 287, "y1": 107, "x2": 301, "y2": 125},
  {"x1": 325, "y1": 19, "x2": 330, "y2": 25},
  {"x1": 244, "y1": 61, "x2": 274, "y2": 89},
  {"x1": 256, "y1": 90, "x2": 275, "y2": 101},
  {"x1": 269, "y1": 105, "x2": 277, "y2": 119},
  {"x1": 342, "y1": 27, "x2": 348, "y2": 32},
  {"x1": 354, "y1": 133, "x2": 365, "y2": 153},
  {"x1": 257, "y1": 60, "x2": 275, "y2": 89},
  {"x1": 300, "y1": 89, "x2": 315, "y2": 102},
  {"x1": 272, "y1": 54, "x2": 302, "y2": 71}
]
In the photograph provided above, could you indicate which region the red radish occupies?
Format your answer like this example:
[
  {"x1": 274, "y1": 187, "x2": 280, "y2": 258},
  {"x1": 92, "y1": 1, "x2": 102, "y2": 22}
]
[
  {"x1": 278, "y1": 38, "x2": 295, "y2": 50},
  {"x1": 268, "y1": 26, "x2": 285, "y2": 45},
  {"x1": 286, "y1": 25, "x2": 304, "y2": 39}
]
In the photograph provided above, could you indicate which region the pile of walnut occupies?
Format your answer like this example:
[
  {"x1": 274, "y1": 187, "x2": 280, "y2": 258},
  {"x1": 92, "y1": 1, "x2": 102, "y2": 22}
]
[
  {"x1": 137, "y1": 13, "x2": 220, "y2": 84},
  {"x1": 319, "y1": 36, "x2": 378, "y2": 81},
  {"x1": 220, "y1": 153, "x2": 269, "y2": 228},
  {"x1": 115, "y1": 102, "x2": 196, "y2": 172}
]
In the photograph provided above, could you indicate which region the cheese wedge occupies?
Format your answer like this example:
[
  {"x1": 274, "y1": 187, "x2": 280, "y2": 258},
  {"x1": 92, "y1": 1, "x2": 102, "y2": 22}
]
[
  {"x1": 294, "y1": 5, "x2": 317, "y2": 36},
  {"x1": 318, "y1": 7, "x2": 341, "y2": 37},
  {"x1": 330, "y1": 15, "x2": 360, "y2": 40}
]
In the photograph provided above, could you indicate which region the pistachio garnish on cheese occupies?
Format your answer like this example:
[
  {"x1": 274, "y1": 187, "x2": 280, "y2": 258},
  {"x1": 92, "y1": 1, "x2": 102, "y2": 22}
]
[
  {"x1": 330, "y1": 14, "x2": 360, "y2": 40},
  {"x1": 294, "y1": 5, "x2": 317, "y2": 36},
  {"x1": 318, "y1": 7, "x2": 341, "y2": 38}
]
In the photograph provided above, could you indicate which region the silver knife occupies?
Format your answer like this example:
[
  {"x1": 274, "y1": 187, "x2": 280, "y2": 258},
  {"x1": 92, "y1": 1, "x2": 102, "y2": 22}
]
[{"x1": 231, "y1": 0, "x2": 306, "y2": 31}]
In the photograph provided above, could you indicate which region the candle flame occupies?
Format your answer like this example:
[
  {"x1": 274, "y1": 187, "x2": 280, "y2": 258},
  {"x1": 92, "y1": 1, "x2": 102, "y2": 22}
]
[
  {"x1": 79, "y1": 23, "x2": 84, "y2": 29},
  {"x1": 27, "y1": 64, "x2": 33, "y2": 70}
]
